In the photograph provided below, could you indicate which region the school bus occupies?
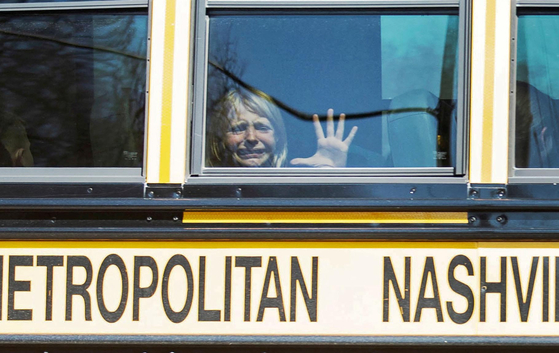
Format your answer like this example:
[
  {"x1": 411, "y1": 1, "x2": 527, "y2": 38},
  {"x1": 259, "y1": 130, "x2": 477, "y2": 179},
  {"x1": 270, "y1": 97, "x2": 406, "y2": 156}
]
[{"x1": 1, "y1": 0, "x2": 559, "y2": 351}]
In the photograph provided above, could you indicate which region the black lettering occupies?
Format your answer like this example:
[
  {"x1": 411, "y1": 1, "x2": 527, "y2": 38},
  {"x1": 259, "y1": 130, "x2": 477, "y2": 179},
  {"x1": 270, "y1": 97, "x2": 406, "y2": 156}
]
[
  {"x1": 235, "y1": 256, "x2": 262, "y2": 322},
  {"x1": 290, "y1": 256, "x2": 318, "y2": 322},
  {"x1": 65, "y1": 256, "x2": 93, "y2": 321},
  {"x1": 8, "y1": 256, "x2": 33, "y2": 320},
  {"x1": 224, "y1": 256, "x2": 232, "y2": 322},
  {"x1": 511, "y1": 256, "x2": 538, "y2": 322},
  {"x1": 480, "y1": 256, "x2": 506, "y2": 322},
  {"x1": 37, "y1": 256, "x2": 63, "y2": 321},
  {"x1": 161, "y1": 255, "x2": 193, "y2": 323},
  {"x1": 446, "y1": 255, "x2": 474, "y2": 324},
  {"x1": 414, "y1": 257, "x2": 443, "y2": 322},
  {"x1": 97, "y1": 254, "x2": 128, "y2": 323},
  {"x1": 383, "y1": 256, "x2": 410, "y2": 322},
  {"x1": 198, "y1": 256, "x2": 220, "y2": 321},
  {"x1": 544, "y1": 256, "x2": 549, "y2": 322},
  {"x1": 133, "y1": 256, "x2": 158, "y2": 321},
  {"x1": 257, "y1": 257, "x2": 286, "y2": 322}
]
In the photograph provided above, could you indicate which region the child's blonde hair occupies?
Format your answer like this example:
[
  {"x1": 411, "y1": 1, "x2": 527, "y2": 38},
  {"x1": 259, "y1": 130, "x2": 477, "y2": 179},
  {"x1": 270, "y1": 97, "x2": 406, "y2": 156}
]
[{"x1": 206, "y1": 89, "x2": 287, "y2": 167}]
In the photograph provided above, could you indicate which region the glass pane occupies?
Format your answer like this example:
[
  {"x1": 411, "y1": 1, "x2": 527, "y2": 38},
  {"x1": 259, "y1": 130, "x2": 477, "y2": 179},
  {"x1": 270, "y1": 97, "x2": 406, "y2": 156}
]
[
  {"x1": 205, "y1": 12, "x2": 459, "y2": 169},
  {"x1": 2, "y1": 1, "x2": 113, "y2": 3},
  {"x1": 0, "y1": 10, "x2": 147, "y2": 167},
  {"x1": 516, "y1": 13, "x2": 559, "y2": 168}
]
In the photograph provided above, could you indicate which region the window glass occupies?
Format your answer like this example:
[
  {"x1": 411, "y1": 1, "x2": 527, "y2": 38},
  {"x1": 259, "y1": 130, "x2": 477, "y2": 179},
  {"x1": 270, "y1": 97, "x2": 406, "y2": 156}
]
[
  {"x1": 2, "y1": 1, "x2": 113, "y2": 3},
  {"x1": 0, "y1": 10, "x2": 147, "y2": 167},
  {"x1": 516, "y1": 12, "x2": 559, "y2": 168},
  {"x1": 381, "y1": 16, "x2": 458, "y2": 100},
  {"x1": 204, "y1": 11, "x2": 459, "y2": 169}
]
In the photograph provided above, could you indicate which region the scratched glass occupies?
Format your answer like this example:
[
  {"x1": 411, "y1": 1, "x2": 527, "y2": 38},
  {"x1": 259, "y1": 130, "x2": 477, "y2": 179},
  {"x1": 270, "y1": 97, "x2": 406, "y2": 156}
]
[{"x1": 205, "y1": 12, "x2": 459, "y2": 169}]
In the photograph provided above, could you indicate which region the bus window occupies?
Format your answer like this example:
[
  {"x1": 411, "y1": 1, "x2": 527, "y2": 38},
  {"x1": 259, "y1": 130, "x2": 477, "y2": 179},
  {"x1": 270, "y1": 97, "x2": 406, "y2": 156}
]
[
  {"x1": 0, "y1": 7, "x2": 147, "y2": 170},
  {"x1": 1, "y1": 0, "x2": 119, "y2": 3},
  {"x1": 193, "y1": 5, "x2": 464, "y2": 176},
  {"x1": 515, "y1": 9, "x2": 559, "y2": 171}
]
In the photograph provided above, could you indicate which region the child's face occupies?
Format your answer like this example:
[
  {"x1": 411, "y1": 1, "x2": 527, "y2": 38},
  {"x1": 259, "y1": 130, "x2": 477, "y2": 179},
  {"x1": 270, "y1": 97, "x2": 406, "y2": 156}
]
[{"x1": 225, "y1": 103, "x2": 276, "y2": 167}]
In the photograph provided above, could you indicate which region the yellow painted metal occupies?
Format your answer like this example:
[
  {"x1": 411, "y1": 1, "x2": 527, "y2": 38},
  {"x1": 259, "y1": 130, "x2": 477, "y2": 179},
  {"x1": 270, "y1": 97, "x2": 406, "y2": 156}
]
[
  {"x1": 158, "y1": 0, "x2": 177, "y2": 183},
  {"x1": 469, "y1": 0, "x2": 511, "y2": 183},
  {"x1": 481, "y1": 0, "x2": 496, "y2": 183},
  {"x1": 8, "y1": 241, "x2": 559, "y2": 250},
  {"x1": 0, "y1": 241, "x2": 476, "y2": 249},
  {"x1": 182, "y1": 211, "x2": 468, "y2": 224}
]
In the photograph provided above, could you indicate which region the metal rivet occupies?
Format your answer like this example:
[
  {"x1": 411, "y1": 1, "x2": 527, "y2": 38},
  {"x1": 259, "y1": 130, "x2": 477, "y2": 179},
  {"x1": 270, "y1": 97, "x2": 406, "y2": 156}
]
[
  {"x1": 410, "y1": 187, "x2": 416, "y2": 194},
  {"x1": 146, "y1": 216, "x2": 153, "y2": 222},
  {"x1": 87, "y1": 187, "x2": 93, "y2": 194},
  {"x1": 51, "y1": 217, "x2": 56, "y2": 224},
  {"x1": 147, "y1": 191, "x2": 155, "y2": 198},
  {"x1": 497, "y1": 215, "x2": 507, "y2": 223},
  {"x1": 469, "y1": 216, "x2": 477, "y2": 223},
  {"x1": 176, "y1": 190, "x2": 182, "y2": 195},
  {"x1": 173, "y1": 216, "x2": 179, "y2": 222},
  {"x1": 497, "y1": 189, "x2": 506, "y2": 197}
]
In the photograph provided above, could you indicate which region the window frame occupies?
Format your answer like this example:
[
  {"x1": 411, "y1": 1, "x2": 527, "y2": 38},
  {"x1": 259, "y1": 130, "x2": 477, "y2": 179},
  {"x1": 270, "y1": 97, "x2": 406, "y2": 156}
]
[
  {"x1": 0, "y1": 0, "x2": 150, "y2": 183},
  {"x1": 509, "y1": 0, "x2": 559, "y2": 183},
  {"x1": 188, "y1": 0, "x2": 471, "y2": 184}
]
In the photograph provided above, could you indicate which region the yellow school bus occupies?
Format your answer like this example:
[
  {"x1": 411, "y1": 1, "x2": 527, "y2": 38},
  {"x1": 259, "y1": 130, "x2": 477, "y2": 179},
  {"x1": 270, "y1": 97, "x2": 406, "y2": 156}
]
[{"x1": 0, "y1": 0, "x2": 559, "y2": 351}]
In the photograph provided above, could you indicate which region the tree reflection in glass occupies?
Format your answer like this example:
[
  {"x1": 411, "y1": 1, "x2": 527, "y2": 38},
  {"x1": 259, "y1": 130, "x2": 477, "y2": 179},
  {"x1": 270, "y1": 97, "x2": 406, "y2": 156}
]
[
  {"x1": 0, "y1": 10, "x2": 147, "y2": 167},
  {"x1": 205, "y1": 13, "x2": 459, "y2": 168}
]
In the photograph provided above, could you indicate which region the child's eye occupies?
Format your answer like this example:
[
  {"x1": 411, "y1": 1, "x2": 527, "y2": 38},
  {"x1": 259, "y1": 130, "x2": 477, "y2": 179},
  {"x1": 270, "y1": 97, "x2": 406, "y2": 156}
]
[
  {"x1": 229, "y1": 122, "x2": 247, "y2": 134},
  {"x1": 254, "y1": 123, "x2": 273, "y2": 132}
]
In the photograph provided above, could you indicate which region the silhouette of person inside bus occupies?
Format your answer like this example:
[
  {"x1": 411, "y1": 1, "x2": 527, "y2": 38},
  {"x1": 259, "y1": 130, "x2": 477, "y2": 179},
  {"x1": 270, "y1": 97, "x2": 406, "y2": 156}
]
[
  {"x1": 206, "y1": 89, "x2": 357, "y2": 168},
  {"x1": 0, "y1": 114, "x2": 33, "y2": 167},
  {"x1": 516, "y1": 81, "x2": 559, "y2": 168}
]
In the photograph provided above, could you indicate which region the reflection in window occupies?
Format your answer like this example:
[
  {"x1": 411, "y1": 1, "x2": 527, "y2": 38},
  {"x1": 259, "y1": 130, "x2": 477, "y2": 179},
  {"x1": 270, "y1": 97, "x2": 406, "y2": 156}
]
[
  {"x1": 516, "y1": 13, "x2": 559, "y2": 168},
  {"x1": 2, "y1": 0, "x2": 113, "y2": 3},
  {"x1": 0, "y1": 10, "x2": 147, "y2": 167},
  {"x1": 205, "y1": 12, "x2": 459, "y2": 169}
]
